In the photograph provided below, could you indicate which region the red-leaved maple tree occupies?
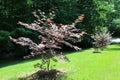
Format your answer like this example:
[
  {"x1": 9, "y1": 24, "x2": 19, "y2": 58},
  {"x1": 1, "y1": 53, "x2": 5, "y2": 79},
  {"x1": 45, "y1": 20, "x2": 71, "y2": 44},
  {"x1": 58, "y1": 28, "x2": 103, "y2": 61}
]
[{"x1": 10, "y1": 9, "x2": 85, "y2": 71}]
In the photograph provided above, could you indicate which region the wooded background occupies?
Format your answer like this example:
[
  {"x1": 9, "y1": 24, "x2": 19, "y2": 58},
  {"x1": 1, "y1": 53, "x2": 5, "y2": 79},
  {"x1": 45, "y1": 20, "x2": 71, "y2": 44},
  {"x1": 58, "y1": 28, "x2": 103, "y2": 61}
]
[{"x1": 0, "y1": 0, "x2": 120, "y2": 59}]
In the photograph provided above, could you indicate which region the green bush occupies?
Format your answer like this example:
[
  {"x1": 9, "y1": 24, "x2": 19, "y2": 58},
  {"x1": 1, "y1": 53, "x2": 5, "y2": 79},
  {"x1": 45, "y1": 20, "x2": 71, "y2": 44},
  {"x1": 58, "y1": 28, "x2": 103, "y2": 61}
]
[
  {"x1": 10, "y1": 28, "x2": 39, "y2": 43},
  {"x1": 109, "y1": 26, "x2": 120, "y2": 37},
  {"x1": 0, "y1": 28, "x2": 40, "y2": 60},
  {"x1": 9, "y1": 28, "x2": 40, "y2": 59},
  {"x1": 0, "y1": 30, "x2": 14, "y2": 59},
  {"x1": 78, "y1": 35, "x2": 93, "y2": 49}
]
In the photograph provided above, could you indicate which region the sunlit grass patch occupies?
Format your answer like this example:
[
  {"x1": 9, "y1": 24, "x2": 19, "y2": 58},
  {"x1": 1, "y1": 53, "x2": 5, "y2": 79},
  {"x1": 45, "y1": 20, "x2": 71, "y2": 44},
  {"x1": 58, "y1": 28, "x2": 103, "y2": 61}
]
[{"x1": 0, "y1": 44, "x2": 120, "y2": 80}]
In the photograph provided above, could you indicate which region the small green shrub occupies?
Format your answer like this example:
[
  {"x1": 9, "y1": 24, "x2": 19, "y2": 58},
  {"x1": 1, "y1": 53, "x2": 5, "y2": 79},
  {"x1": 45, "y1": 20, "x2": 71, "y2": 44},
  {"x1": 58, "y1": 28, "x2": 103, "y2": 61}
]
[{"x1": 0, "y1": 30, "x2": 14, "y2": 59}]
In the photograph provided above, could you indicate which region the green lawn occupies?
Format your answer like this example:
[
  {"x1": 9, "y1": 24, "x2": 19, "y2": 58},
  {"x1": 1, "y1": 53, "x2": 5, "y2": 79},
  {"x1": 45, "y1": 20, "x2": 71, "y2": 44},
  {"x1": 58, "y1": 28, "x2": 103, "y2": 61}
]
[{"x1": 0, "y1": 44, "x2": 120, "y2": 80}]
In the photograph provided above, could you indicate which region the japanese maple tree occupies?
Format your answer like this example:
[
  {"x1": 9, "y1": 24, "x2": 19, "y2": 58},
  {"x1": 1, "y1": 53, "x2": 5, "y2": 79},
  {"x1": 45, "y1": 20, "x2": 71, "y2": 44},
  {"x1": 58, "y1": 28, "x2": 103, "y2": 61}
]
[{"x1": 10, "y1": 9, "x2": 85, "y2": 71}]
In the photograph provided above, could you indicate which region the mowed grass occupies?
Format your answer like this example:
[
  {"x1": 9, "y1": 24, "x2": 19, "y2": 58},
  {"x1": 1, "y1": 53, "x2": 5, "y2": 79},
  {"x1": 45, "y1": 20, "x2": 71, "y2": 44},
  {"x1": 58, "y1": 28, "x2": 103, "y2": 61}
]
[{"x1": 0, "y1": 44, "x2": 120, "y2": 80}]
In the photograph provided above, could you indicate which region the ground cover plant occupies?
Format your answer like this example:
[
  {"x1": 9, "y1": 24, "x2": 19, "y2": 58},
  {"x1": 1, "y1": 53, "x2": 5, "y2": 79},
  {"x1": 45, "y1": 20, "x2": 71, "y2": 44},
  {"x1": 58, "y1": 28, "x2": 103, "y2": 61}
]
[
  {"x1": 0, "y1": 44, "x2": 120, "y2": 80},
  {"x1": 9, "y1": 9, "x2": 85, "y2": 79}
]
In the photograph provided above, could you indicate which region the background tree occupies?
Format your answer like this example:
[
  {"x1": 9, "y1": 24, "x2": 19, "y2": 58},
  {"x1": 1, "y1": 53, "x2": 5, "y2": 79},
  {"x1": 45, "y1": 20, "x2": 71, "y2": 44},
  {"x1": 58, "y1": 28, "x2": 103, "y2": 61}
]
[{"x1": 107, "y1": 0, "x2": 120, "y2": 37}]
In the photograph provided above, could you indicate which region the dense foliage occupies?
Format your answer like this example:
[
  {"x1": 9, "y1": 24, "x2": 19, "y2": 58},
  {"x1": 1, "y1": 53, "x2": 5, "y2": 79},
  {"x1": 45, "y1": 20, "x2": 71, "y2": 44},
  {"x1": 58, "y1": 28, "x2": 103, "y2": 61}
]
[
  {"x1": 108, "y1": 0, "x2": 120, "y2": 37},
  {"x1": 0, "y1": 0, "x2": 119, "y2": 59}
]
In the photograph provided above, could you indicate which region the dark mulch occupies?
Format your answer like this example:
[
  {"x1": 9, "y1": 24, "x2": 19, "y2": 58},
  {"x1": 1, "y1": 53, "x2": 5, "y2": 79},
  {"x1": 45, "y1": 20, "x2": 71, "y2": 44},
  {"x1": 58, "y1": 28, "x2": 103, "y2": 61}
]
[{"x1": 18, "y1": 69, "x2": 65, "y2": 80}]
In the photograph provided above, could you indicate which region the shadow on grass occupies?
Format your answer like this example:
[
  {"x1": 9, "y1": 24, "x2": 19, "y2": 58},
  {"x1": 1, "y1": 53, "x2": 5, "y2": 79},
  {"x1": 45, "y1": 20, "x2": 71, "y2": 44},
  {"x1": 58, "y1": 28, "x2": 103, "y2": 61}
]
[
  {"x1": 0, "y1": 57, "x2": 40, "y2": 68},
  {"x1": 0, "y1": 48, "x2": 88, "y2": 68},
  {"x1": 92, "y1": 51, "x2": 101, "y2": 54},
  {"x1": 111, "y1": 43, "x2": 120, "y2": 45},
  {"x1": 64, "y1": 48, "x2": 89, "y2": 55},
  {"x1": 18, "y1": 69, "x2": 67, "y2": 80},
  {"x1": 105, "y1": 48, "x2": 120, "y2": 51}
]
